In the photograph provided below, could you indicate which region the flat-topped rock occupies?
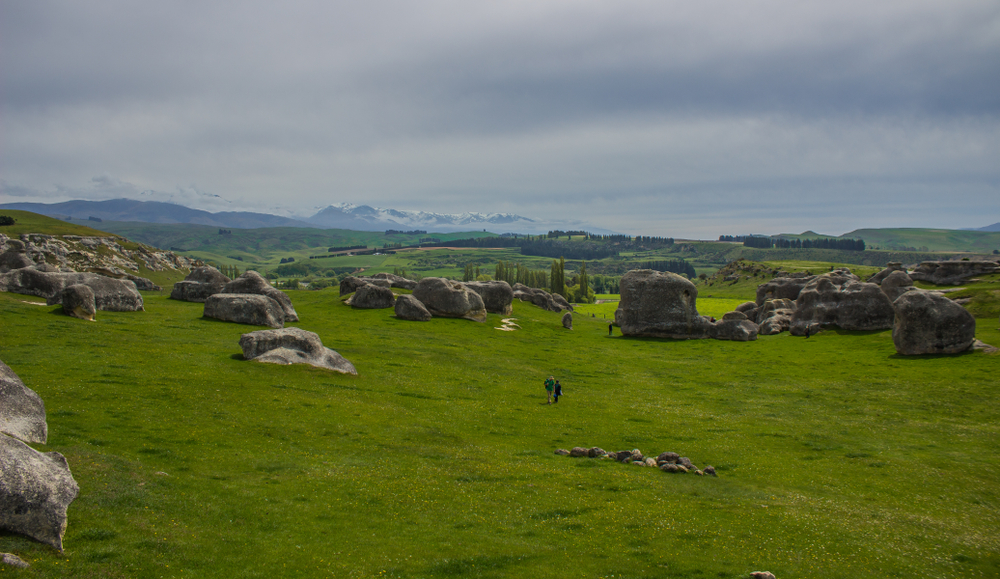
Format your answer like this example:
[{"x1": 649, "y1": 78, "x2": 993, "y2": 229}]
[
  {"x1": 239, "y1": 327, "x2": 357, "y2": 374},
  {"x1": 616, "y1": 270, "x2": 713, "y2": 339},
  {"x1": 204, "y1": 294, "x2": 285, "y2": 328},
  {"x1": 0, "y1": 360, "x2": 47, "y2": 444},
  {"x1": 221, "y1": 271, "x2": 298, "y2": 322},
  {"x1": 0, "y1": 434, "x2": 79, "y2": 551}
]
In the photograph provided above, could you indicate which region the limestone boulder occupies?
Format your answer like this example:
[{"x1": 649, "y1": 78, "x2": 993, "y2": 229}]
[
  {"x1": 464, "y1": 281, "x2": 514, "y2": 315},
  {"x1": 239, "y1": 327, "x2": 357, "y2": 374},
  {"x1": 346, "y1": 283, "x2": 395, "y2": 309},
  {"x1": 511, "y1": 284, "x2": 571, "y2": 313},
  {"x1": 412, "y1": 278, "x2": 487, "y2": 322},
  {"x1": 339, "y1": 276, "x2": 367, "y2": 296},
  {"x1": 735, "y1": 301, "x2": 759, "y2": 320},
  {"x1": 892, "y1": 291, "x2": 976, "y2": 355},
  {"x1": 394, "y1": 294, "x2": 432, "y2": 321},
  {"x1": 60, "y1": 284, "x2": 96, "y2": 321},
  {"x1": 0, "y1": 434, "x2": 79, "y2": 551},
  {"x1": 369, "y1": 272, "x2": 418, "y2": 290},
  {"x1": 44, "y1": 275, "x2": 143, "y2": 312},
  {"x1": 221, "y1": 271, "x2": 298, "y2": 322},
  {"x1": 755, "y1": 275, "x2": 816, "y2": 305},
  {"x1": 562, "y1": 311, "x2": 573, "y2": 329},
  {"x1": 0, "y1": 360, "x2": 47, "y2": 444},
  {"x1": 169, "y1": 266, "x2": 231, "y2": 302},
  {"x1": 880, "y1": 270, "x2": 917, "y2": 303},
  {"x1": 204, "y1": 294, "x2": 285, "y2": 328},
  {"x1": 124, "y1": 274, "x2": 161, "y2": 291},
  {"x1": 867, "y1": 262, "x2": 904, "y2": 285},
  {"x1": 909, "y1": 260, "x2": 999, "y2": 285},
  {"x1": 756, "y1": 298, "x2": 797, "y2": 335},
  {"x1": 615, "y1": 270, "x2": 712, "y2": 339},
  {"x1": 0, "y1": 250, "x2": 33, "y2": 273},
  {"x1": 790, "y1": 271, "x2": 894, "y2": 335},
  {"x1": 709, "y1": 311, "x2": 759, "y2": 341}
]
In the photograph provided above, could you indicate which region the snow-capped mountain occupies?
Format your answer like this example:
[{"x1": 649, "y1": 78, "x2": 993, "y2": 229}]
[{"x1": 307, "y1": 203, "x2": 538, "y2": 232}]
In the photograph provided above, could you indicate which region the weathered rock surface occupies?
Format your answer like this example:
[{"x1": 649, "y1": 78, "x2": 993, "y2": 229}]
[
  {"x1": 562, "y1": 311, "x2": 573, "y2": 329},
  {"x1": 880, "y1": 270, "x2": 917, "y2": 303},
  {"x1": 909, "y1": 260, "x2": 999, "y2": 285},
  {"x1": 756, "y1": 298, "x2": 797, "y2": 335},
  {"x1": 339, "y1": 276, "x2": 367, "y2": 296},
  {"x1": 1, "y1": 553, "x2": 29, "y2": 568},
  {"x1": 170, "y1": 266, "x2": 231, "y2": 302},
  {"x1": 790, "y1": 271, "x2": 895, "y2": 335},
  {"x1": 60, "y1": 284, "x2": 96, "y2": 321},
  {"x1": 511, "y1": 283, "x2": 571, "y2": 313},
  {"x1": 0, "y1": 360, "x2": 47, "y2": 444},
  {"x1": 464, "y1": 281, "x2": 514, "y2": 314},
  {"x1": 0, "y1": 434, "x2": 79, "y2": 551},
  {"x1": 867, "y1": 262, "x2": 904, "y2": 285},
  {"x1": 735, "y1": 301, "x2": 759, "y2": 321},
  {"x1": 755, "y1": 275, "x2": 816, "y2": 305},
  {"x1": 42, "y1": 275, "x2": 143, "y2": 312},
  {"x1": 394, "y1": 294, "x2": 432, "y2": 321},
  {"x1": 123, "y1": 274, "x2": 160, "y2": 291},
  {"x1": 709, "y1": 311, "x2": 759, "y2": 341},
  {"x1": 412, "y1": 278, "x2": 487, "y2": 322},
  {"x1": 204, "y1": 294, "x2": 285, "y2": 328},
  {"x1": 615, "y1": 270, "x2": 712, "y2": 339},
  {"x1": 0, "y1": 250, "x2": 33, "y2": 273},
  {"x1": 221, "y1": 271, "x2": 298, "y2": 322},
  {"x1": 346, "y1": 283, "x2": 395, "y2": 309},
  {"x1": 368, "y1": 272, "x2": 418, "y2": 290},
  {"x1": 238, "y1": 327, "x2": 357, "y2": 374},
  {"x1": 892, "y1": 290, "x2": 976, "y2": 355}
]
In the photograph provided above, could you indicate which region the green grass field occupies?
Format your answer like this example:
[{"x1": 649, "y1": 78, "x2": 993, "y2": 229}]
[
  {"x1": 0, "y1": 210, "x2": 116, "y2": 238},
  {"x1": 1, "y1": 281, "x2": 998, "y2": 578}
]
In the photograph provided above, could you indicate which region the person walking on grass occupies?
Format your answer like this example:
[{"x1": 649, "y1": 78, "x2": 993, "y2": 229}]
[
  {"x1": 544, "y1": 376, "x2": 555, "y2": 404},
  {"x1": 553, "y1": 380, "x2": 563, "y2": 403}
]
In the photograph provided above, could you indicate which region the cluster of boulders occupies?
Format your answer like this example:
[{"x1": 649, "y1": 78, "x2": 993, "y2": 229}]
[
  {"x1": 555, "y1": 446, "x2": 717, "y2": 476},
  {"x1": 170, "y1": 268, "x2": 300, "y2": 328},
  {"x1": 0, "y1": 359, "x2": 79, "y2": 555},
  {"x1": 1, "y1": 232, "x2": 193, "y2": 280},
  {"x1": 908, "y1": 260, "x2": 999, "y2": 285},
  {"x1": 511, "y1": 283, "x2": 572, "y2": 313},
  {"x1": 239, "y1": 328, "x2": 357, "y2": 374}
]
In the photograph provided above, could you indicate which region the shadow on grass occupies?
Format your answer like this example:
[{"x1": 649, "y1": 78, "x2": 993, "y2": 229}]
[{"x1": 426, "y1": 554, "x2": 530, "y2": 577}]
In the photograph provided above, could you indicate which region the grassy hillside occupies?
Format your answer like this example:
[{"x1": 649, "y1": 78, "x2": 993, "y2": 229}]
[
  {"x1": 845, "y1": 228, "x2": 1000, "y2": 253},
  {"x1": 0, "y1": 210, "x2": 116, "y2": 237},
  {"x1": 1, "y1": 282, "x2": 997, "y2": 578}
]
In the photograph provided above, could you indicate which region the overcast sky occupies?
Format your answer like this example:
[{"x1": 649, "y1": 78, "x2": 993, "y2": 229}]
[{"x1": 2, "y1": 1, "x2": 998, "y2": 237}]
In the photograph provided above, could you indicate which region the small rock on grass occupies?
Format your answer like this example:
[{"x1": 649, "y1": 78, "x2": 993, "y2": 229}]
[
  {"x1": 569, "y1": 447, "x2": 589, "y2": 457},
  {"x1": 704, "y1": 465, "x2": 717, "y2": 476},
  {"x1": 751, "y1": 572, "x2": 776, "y2": 579},
  {"x1": 554, "y1": 449, "x2": 570, "y2": 456},
  {"x1": 1, "y1": 553, "x2": 29, "y2": 568}
]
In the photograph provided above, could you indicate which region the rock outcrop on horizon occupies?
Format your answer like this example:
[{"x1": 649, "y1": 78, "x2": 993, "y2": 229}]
[
  {"x1": 170, "y1": 266, "x2": 231, "y2": 302},
  {"x1": 0, "y1": 434, "x2": 79, "y2": 551},
  {"x1": 464, "y1": 281, "x2": 514, "y2": 315},
  {"x1": 204, "y1": 294, "x2": 285, "y2": 328},
  {"x1": 394, "y1": 294, "x2": 432, "y2": 321},
  {"x1": 908, "y1": 260, "x2": 999, "y2": 286},
  {"x1": 412, "y1": 277, "x2": 488, "y2": 322},
  {"x1": 220, "y1": 271, "x2": 298, "y2": 322},
  {"x1": 790, "y1": 270, "x2": 895, "y2": 335},
  {"x1": 0, "y1": 360, "x2": 47, "y2": 445},
  {"x1": 892, "y1": 290, "x2": 976, "y2": 355},
  {"x1": 615, "y1": 270, "x2": 713, "y2": 339},
  {"x1": 239, "y1": 327, "x2": 357, "y2": 374}
]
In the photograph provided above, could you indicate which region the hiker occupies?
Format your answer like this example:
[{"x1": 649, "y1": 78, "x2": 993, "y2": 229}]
[
  {"x1": 544, "y1": 376, "x2": 555, "y2": 404},
  {"x1": 608, "y1": 323, "x2": 613, "y2": 336},
  {"x1": 805, "y1": 325, "x2": 811, "y2": 338},
  {"x1": 553, "y1": 380, "x2": 563, "y2": 403}
]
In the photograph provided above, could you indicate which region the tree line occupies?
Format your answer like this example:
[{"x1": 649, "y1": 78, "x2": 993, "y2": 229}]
[{"x1": 735, "y1": 236, "x2": 866, "y2": 251}]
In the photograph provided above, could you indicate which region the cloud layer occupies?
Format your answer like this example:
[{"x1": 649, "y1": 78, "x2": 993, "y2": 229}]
[{"x1": 2, "y1": 0, "x2": 998, "y2": 236}]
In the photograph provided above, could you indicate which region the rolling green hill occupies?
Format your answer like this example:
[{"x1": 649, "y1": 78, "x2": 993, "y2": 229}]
[
  {"x1": 0, "y1": 209, "x2": 117, "y2": 237},
  {"x1": 842, "y1": 228, "x2": 1000, "y2": 253}
]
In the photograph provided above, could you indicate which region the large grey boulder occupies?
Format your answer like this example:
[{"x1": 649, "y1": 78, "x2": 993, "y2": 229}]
[
  {"x1": 124, "y1": 274, "x2": 161, "y2": 292},
  {"x1": 734, "y1": 301, "x2": 759, "y2": 321},
  {"x1": 0, "y1": 250, "x2": 33, "y2": 273},
  {"x1": 892, "y1": 291, "x2": 976, "y2": 355},
  {"x1": 909, "y1": 260, "x2": 999, "y2": 285},
  {"x1": 755, "y1": 275, "x2": 816, "y2": 305},
  {"x1": 204, "y1": 294, "x2": 285, "y2": 328},
  {"x1": 369, "y1": 272, "x2": 418, "y2": 290},
  {"x1": 790, "y1": 271, "x2": 895, "y2": 335},
  {"x1": 170, "y1": 266, "x2": 231, "y2": 302},
  {"x1": 615, "y1": 270, "x2": 713, "y2": 339},
  {"x1": 60, "y1": 284, "x2": 96, "y2": 321},
  {"x1": 755, "y1": 298, "x2": 797, "y2": 335},
  {"x1": 0, "y1": 360, "x2": 47, "y2": 444},
  {"x1": 346, "y1": 283, "x2": 395, "y2": 309},
  {"x1": 709, "y1": 311, "x2": 759, "y2": 341},
  {"x1": 394, "y1": 294, "x2": 432, "y2": 321},
  {"x1": 867, "y1": 262, "x2": 904, "y2": 285},
  {"x1": 511, "y1": 283, "x2": 571, "y2": 313},
  {"x1": 562, "y1": 311, "x2": 573, "y2": 329},
  {"x1": 239, "y1": 327, "x2": 357, "y2": 374},
  {"x1": 0, "y1": 434, "x2": 79, "y2": 551},
  {"x1": 339, "y1": 276, "x2": 367, "y2": 296},
  {"x1": 221, "y1": 271, "x2": 298, "y2": 322},
  {"x1": 880, "y1": 270, "x2": 917, "y2": 303},
  {"x1": 412, "y1": 277, "x2": 487, "y2": 322},
  {"x1": 44, "y1": 276, "x2": 143, "y2": 312},
  {"x1": 465, "y1": 281, "x2": 514, "y2": 315}
]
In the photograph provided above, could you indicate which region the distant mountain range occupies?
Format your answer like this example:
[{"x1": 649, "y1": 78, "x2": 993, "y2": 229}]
[{"x1": 0, "y1": 198, "x2": 565, "y2": 233}]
